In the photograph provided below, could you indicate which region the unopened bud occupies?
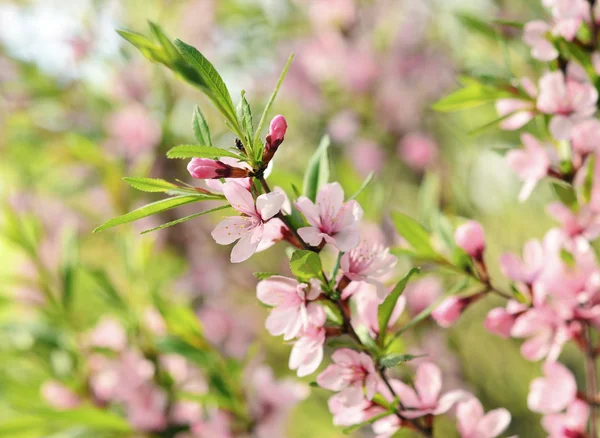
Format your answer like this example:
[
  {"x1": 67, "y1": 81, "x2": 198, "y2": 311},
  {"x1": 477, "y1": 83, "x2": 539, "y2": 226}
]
[
  {"x1": 263, "y1": 115, "x2": 287, "y2": 163},
  {"x1": 432, "y1": 296, "x2": 467, "y2": 328},
  {"x1": 455, "y1": 220, "x2": 486, "y2": 259},
  {"x1": 187, "y1": 158, "x2": 248, "y2": 179}
]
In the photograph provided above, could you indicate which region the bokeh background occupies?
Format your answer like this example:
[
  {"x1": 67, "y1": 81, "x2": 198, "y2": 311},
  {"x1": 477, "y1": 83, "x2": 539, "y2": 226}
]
[{"x1": 0, "y1": 0, "x2": 577, "y2": 437}]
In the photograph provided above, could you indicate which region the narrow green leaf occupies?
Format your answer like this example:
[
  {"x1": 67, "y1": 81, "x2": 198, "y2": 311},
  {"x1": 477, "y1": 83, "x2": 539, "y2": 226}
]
[
  {"x1": 173, "y1": 39, "x2": 239, "y2": 129},
  {"x1": 320, "y1": 300, "x2": 344, "y2": 325},
  {"x1": 123, "y1": 177, "x2": 178, "y2": 193},
  {"x1": 86, "y1": 268, "x2": 128, "y2": 310},
  {"x1": 140, "y1": 204, "x2": 232, "y2": 234},
  {"x1": 35, "y1": 405, "x2": 132, "y2": 431},
  {"x1": 290, "y1": 250, "x2": 324, "y2": 282},
  {"x1": 551, "y1": 181, "x2": 577, "y2": 207},
  {"x1": 93, "y1": 195, "x2": 207, "y2": 232},
  {"x1": 60, "y1": 231, "x2": 78, "y2": 311},
  {"x1": 377, "y1": 268, "x2": 420, "y2": 345},
  {"x1": 253, "y1": 54, "x2": 294, "y2": 147},
  {"x1": 166, "y1": 144, "x2": 243, "y2": 160},
  {"x1": 391, "y1": 212, "x2": 439, "y2": 258},
  {"x1": 303, "y1": 136, "x2": 330, "y2": 202},
  {"x1": 148, "y1": 21, "x2": 179, "y2": 60},
  {"x1": 192, "y1": 105, "x2": 212, "y2": 146},
  {"x1": 493, "y1": 19, "x2": 524, "y2": 29},
  {"x1": 342, "y1": 410, "x2": 393, "y2": 434},
  {"x1": 238, "y1": 91, "x2": 254, "y2": 141},
  {"x1": 349, "y1": 172, "x2": 374, "y2": 200},
  {"x1": 456, "y1": 13, "x2": 498, "y2": 40},
  {"x1": 432, "y1": 77, "x2": 514, "y2": 112},
  {"x1": 379, "y1": 353, "x2": 426, "y2": 368},
  {"x1": 354, "y1": 325, "x2": 380, "y2": 354}
]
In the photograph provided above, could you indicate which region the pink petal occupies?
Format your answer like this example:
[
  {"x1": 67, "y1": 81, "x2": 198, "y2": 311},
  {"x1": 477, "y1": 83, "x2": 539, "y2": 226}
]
[
  {"x1": 549, "y1": 115, "x2": 573, "y2": 140},
  {"x1": 265, "y1": 306, "x2": 302, "y2": 340},
  {"x1": 256, "y1": 276, "x2": 301, "y2": 306},
  {"x1": 331, "y1": 228, "x2": 361, "y2": 252},
  {"x1": 456, "y1": 398, "x2": 484, "y2": 437},
  {"x1": 316, "y1": 182, "x2": 345, "y2": 220},
  {"x1": 223, "y1": 181, "x2": 256, "y2": 216},
  {"x1": 211, "y1": 216, "x2": 252, "y2": 245},
  {"x1": 256, "y1": 191, "x2": 285, "y2": 221},
  {"x1": 295, "y1": 197, "x2": 321, "y2": 227},
  {"x1": 317, "y1": 365, "x2": 345, "y2": 391},
  {"x1": 434, "y1": 390, "x2": 469, "y2": 415},
  {"x1": 392, "y1": 381, "x2": 420, "y2": 409},
  {"x1": 230, "y1": 227, "x2": 262, "y2": 263},
  {"x1": 298, "y1": 226, "x2": 325, "y2": 246},
  {"x1": 475, "y1": 408, "x2": 511, "y2": 437}
]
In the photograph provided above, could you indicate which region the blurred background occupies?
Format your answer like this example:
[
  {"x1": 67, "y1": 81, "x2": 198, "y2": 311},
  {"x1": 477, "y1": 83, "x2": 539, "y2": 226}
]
[{"x1": 0, "y1": 0, "x2": 575, "y2": 437}]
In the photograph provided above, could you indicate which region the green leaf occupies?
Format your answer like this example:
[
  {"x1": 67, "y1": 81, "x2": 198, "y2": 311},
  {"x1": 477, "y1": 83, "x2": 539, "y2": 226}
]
[
  {"x1": 379, "y1": 353, "x2": 426, "y2": 368},
  {"x1": 303, "y1": 135, "x2": 330, "y2": 202},
  {"x1": 391, "y1": 212, "x2": 439, "y2": 259},
  {"x1": 342, "y1": 410, "x2": 393, "y2": 434},
  {"x1": 456, "y1": 13, "x2": 498, "y2": 40},
  {"x1": 123, "y1": 177, "x2": 178, "y2": 193},
  {"x1": 493, "y1": 19, "x2": 524, "y2": 29},
  {"x1": 253, "y1": 54, "x2": 294, "y2": 148},
  {"x1": 254, "y1": 272, "x2": 279, "y2": 280},
  {"x1": 60, "y1": 230, "x2": 78, "y2": 311},
  {"x1": 85, "y1": 268, "x2": 128, "y2": 310},
  {"x1": 173, "y1": 39, "x2": 239, "y2": 130},
  {"x1": 166, "y1": 144, "x2": 242, "y2": 160},
  {"x1": 192, "y1": 105, "x2": 213, "y2": 146},
  {"x1": 140, "y1": 204, "x2": 232, "y2": 234},
  {"x1": 432, "y1": 77, "x2": 514, "y2": 112},
  {"x1": 583, "y1": 155, "x2": 596, "y2": 203},
  {"x1": 349, "y1": 172, "x2": 374, "y2": 200},
  {"x1": 377, "y1": 268, "x2": 419, "y2": 345},
  {"x1": 290, "y1": 250, "x2": 324, "y2": 282},
  {"x1": 116, "y1": 29, "x2": 167, "y2": 64},
  {"x1": 237, "y1": 91, "x2": 254, "y2": 142},
  {"x1": 93, "y1": 195, "x2": 208, "y2": 232},
  {"x1": 34, "y1": 405, "x2": 132, "y2": 431},
  {"x1": 320, "y1": 300, "x2": 344, "y2": 325},
  {"x1": 551, "y1": 181, "x2": 577, "y2": 207},
  {"x1": 354, "y1": 325, "x2": 380, "y2": 354},
  {"x1": 148, "y1": 21, "x2": 180, "y2": 61}
]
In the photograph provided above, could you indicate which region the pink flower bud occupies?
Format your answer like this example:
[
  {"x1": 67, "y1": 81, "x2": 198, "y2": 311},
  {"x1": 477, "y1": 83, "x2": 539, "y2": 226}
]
[
  {"x1": 187, "y1": 158, "x2": 228, "y2": 179},
  {"x1": 268, "y1": 115, "x2": 287, "y2": 146},
  {"x1": 41, "y1": 381, "x2": 81, "y2": 410},
  {"x1": 455, "y1": 220, "x2": 486, "y2": 259},
  {"x1": 432, "y1": 296, "x2": 467, "y2": 328}
]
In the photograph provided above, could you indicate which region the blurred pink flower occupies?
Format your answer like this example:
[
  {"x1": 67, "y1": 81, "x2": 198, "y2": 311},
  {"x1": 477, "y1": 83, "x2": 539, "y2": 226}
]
[
  {"x1": 144, "y1": 308, "x2": 167, "y2": 336},
  {"x1": 197, "y1": 306, "x2": 254, "y2": 359},
  {"x1": 500, "y1": 239, "x2": 544, "y2": 286},
  {"x1": 528, "y1": 361, "x2": 577, "y2": 414},
  {"x1": 211, "y1": 181, "x2": 284, "y2": 263},
  {"x1": 350, "y1": 140, "x2": 384, "y2": 177},
  {"x1": 432, "y1": 296, "x2": 469, "y2": 328},
  {"x1": 307, "y1": 0, "x2": 356, "y2": 30},
  {"x1": 317, "y1": 348, "x2": 379, "y2": 401},
  {"x1": 495, "y1": 78, "x2": 537, "y2": 130},
  {"x1": 404, "y1": 276, "x2": 442, "y2": 315},
  {"x1": 125, "y1": 384, "x2": 168, "y2": 432},
  {"x1": 571, "y1": 118, "x2": 600, "y2": 156},
  {"x1": 547, "y1": 202, "x2": 600, "y2": 240},
  {"x1": 398, "y1": 133, "x2": 438, "y2": 170},
  {"x1": 256, "y1": 276, "x2": 323, "y2": 340},
  {"x1": 506, "y1": 134, "x2": 551, "y2": 201},
  {"x1": 484, "y1": 301, "x2": 528, "y2": 339},
  {"x1": 523, "y1": 21, "x2": 558, "y2": 61},
  {"x1": 541, "y1": 399, "x2": 589, "y2": 438},
  {"x1": 87, "y1": 317, "x2": 127, "y2": 351},
  {"x1": 41, "y1": 381, "x2": 81, "y2": 410},
  {"x1": 327, "y1": 110, "x2": 359, "y2": 143},
  {"x1": 456, "y1": 397, "x2": 511, "y2": 438},
  {"x1": 106, "y1": 104, "x2": 161, "y2": 157},
  {"x1": 296, "y1": 182, "x2": 363, "y2": 251},
  {"x1": 544, "y1": 0, "x2": 590, "y2": 41},
  {"x1": 394, "y1": 362, "x2": 467, "y2": 419},
  {"x1": 537, "y1": 69, "x2": 597, "y2": 140},
  {"x1": 455, "y1": 220, "x2": 485, "y2": 259},
  {"x1": 190, "y1": 410, "x2": 232, "y2": 438}
]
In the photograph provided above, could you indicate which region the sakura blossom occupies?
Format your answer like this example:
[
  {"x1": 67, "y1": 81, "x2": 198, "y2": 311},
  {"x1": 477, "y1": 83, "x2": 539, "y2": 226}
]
[
  {"x1": 317, "y1": 348, "x2": 379, "y2": 401},
  {"x1": 455, "y1": 397, "x2": 512, "y2": 438},
  {"x1": 506, "y1": 133, "x2": 552, "y2": 202}
]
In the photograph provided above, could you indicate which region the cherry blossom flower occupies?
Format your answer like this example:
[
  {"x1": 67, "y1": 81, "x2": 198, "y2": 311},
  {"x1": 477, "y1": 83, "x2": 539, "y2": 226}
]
[
  {"x1": 295, "y1": 182, "x2": 363, "y2": 251},
  {"x1": 571, "y1": 118, "x2": 600, "y2": 156},
  {"x1": 41, "y1": 381, "x2": 81, "y2": 410},
  {"x1": 500, "y1": 239, "x2": 545, "y2": 286},
  {"x1": 456, "y1": 397, "x2": 512, "y2": 438},
  {"x1": 317, "y1": 348, "x2": 379, "y2": 401},
  {"x1": 506, "y1": 134, "x2": 552, "y2": 202},
  {"x1": 398, "y1": 133, "x2": 438, "y2": 170},
  {"x1": 432, "y1": 296, "x2": 474, "y2": 328},
  {"x1": 541, "y1": 399, "x2": 589, "y2": 438},
  {"x1": 351, "y1": 281, "x2": 406, "y2": 336},
  {"x1": 87, "y1": 317, "x2": 127, "y2": 351},
  {"x1": 455, "y1": 220, "x2": 485, "y2": 259},
  {"x1": 328, "y1": 389, "x2": 385, "y2": 427},
  {"x1": 547, "y1": 201, "x2": 600, "y2": 241},
  {"x1": 256, "y1": 276, "x2": 323, "y2": 340},
  {"x1": 340, "y1": 241, "x2": 397, "y2": 298},
  {"x1": 495, "y1": 78, "x2": 538, "y2": 130},
  {"x1": 106, "y1": 104, "x2": 161, "y2": 157},
  {"x1": 404, "y1": 276, "x2": 442, "y2": 315},
  {"x1": 523, "y1": 21, "x2": 558, "y2": 61},
  {"x1": 393, "y1": 362, "x2": 467, "y2": 419},
  {"x1": 544, "y1": 0, "x2": 590, "y2": 41},
  {"x1": 537, "y1": 69, "x2": 598, "y2": 140},
  {"x1": 125, "y1": 384, "x2": 168, "y2": 432},
  {"x1": 484, "y1": 301, "x2": 528, "y2": 339},
  {"x1": 289, "y1": 323, "x2": 326, "y2": 377},
  {"x1": 528, "y1": 361, "x2": 577, "y2": 414},
  {"x1": 211, "y1": 181, "x2": 284, "y2": 263}
]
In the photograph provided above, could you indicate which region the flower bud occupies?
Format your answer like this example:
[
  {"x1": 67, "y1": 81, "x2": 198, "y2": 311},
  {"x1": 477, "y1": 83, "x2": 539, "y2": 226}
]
[
  {"x1": 455, "y1": 220, "x2": 486, "y2": 259},
  {"x1": 431, "y1": 296, "x2": 467, "y2": 328},
  {"x1": 263, "y1": 115, "x2": 287, "y2": 163},
  {"x1": 187, "y1": 158, "x2": 248, "y2": 179}
]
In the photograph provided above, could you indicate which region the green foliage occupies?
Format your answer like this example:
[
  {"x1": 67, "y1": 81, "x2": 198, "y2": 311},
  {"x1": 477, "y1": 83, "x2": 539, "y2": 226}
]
[
  {"x1": 59, "y1": 231, "x2": 78, "y2": 311},
  {"x1": 432, "y1": 77, "x2": 515, "y2": 112},
  {"x1": 377, "y1": 268, "x2": 419, "y2": 345},
  {"x1": 303, "y1": 136, "x2": 331, "y2": 202},
  {"x1": 140, "y1": 204, "x2": 232, "y2": 234},
  {"x1": 392, "y1": 212, "x2": 439, "y2": 259},
  {"x1": 123, "y1": 177, "x2": 178, "y2": 193},
  {"x1": 192, "y1": 105, "x2": 213, "y2": 146},
  {"x1": 290, "y1": 250, "x2": 324, "y2": 282},
  {"x1": 166, "y1": 144, "x2": 243, "y2": 160},
  {"x1": 379, "y1": 353, "x2": 426, "y2": 368}
]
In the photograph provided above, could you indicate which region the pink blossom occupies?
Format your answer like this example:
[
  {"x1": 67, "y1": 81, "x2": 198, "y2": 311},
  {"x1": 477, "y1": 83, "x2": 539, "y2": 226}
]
[
  {"x1": 405, "y1": 276, "x2": 442, "y2": 315},
  {"x1": 289, "y1": 324, "x2": 326, "y2": 377},
  {"x1": 528, "y1": 361, "x2": 577, "y2": 414},
  {"x1": 211, "y1": 181, "x2": 284, "y2": 263},
  {"x1": 484, "y1": 301, "x2": 528, "y2": 339},
  {"x1": 41, "y1": 381, "x2": 81, "y2": 410},
  {"x1": 506, "y1": 134, "x2": 551, "y2": 202},
  {"x1": 537, "y1": 69, "x2": 598, "y2": 140},
  {"x1": 144, "y1": 308, "x2": 166, "y2": 336},
  {"x1": 295, "y1": 182, "x2": 363, "y2": 251},
  {"x1": 190, "y1": 410, "x2": 233, "y2": 438},
  {"x1": 432, "y1": 296, "x2": 469, "y2": 328},
  {"x1": 307, "y1": 0, "x2": 356, "y2": 30},
  {"x1": 317, "y1": 348, "x2": 379, "y2": 401},
  {"x1": 547, "y1": 202, "x2": 600, "y2": 241},
  {"x1": 197, "y1": 306, "x2": 254, "y2": 359},
  {"x1": 571, "y1": 119, "x2": 600, "y2": 156},
  {"x1": 500, "y1": 239, "x2": 544, "y2": 285},
  {"x1": 456, "y1": 397, "x2": 511, "y2": 438},
  {"x1": 393, "y1": 362, "x2": 467, "y2": 419},
  {"x1": 340, "y1": 241, "x2": 397, "y2": 284},
  {"x1": 510, "y1": 307, "x2": 573, "y2": 361},
  {"x1": 398, "y1": 133, "x2": 438, "y2": 170},
  {"x1": 350, "y1": 140, "x2": 384, "y2": 177},
  {"x1": 541, "y1": 399, "x2": 589, "y2": 438},
  {"x1": 267, "y1": 115, "x2": 287, "y2": 146},
  {"x1": 327, "y1": 390, "x2": 385, "y2": 427},
  {"x1": 544, "y1": 0, "x2": 590, "y2": 41},
  {"x1": 87, "y1": 317, "x2": 127, "y2": 351},
  {"x1": 125, "y1": 384, "x2": 168, "y2": 431},
  {"x1": 327, "y1": 110, "x2": 359, "y2": 143},
  {"x1": 256, "y1": 276, "x2": 323, "y2": 340},
  {"x1": 187, "y1": 158, "x2": 248, "y2": 179},
  {"x1": 106, "y1": 104, "x2": 161, "y2": 157},
  {"x1": 523, "y1": 21, "x2": 558, "y2": 61},
  {"x1": 495, "y1": 79, "x2": 538, "y2": 130},
  {"x1": 455, "y1": 220, "x2": 485, "y2": 259}
]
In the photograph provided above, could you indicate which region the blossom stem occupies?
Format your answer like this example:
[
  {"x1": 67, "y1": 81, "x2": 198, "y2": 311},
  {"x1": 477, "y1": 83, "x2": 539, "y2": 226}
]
[{"x1": 585, "y1": 324, "x2": 599, "y2": 437}]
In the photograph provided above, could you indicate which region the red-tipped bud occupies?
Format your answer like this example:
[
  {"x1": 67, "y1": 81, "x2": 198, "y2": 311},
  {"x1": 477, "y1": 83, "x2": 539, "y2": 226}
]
[
  {"x1": 432, "y1": 293, "x2": 483, "y2": 328},
  {"x1": 263, "y1": 115, "x2": 287, "y2": 163},
  {"x1": 187, "y1": 158, "x2": 248, "y2": 179},
  {"x1": 455, "y1": 220, "x2": 486, "y2": 259}
]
